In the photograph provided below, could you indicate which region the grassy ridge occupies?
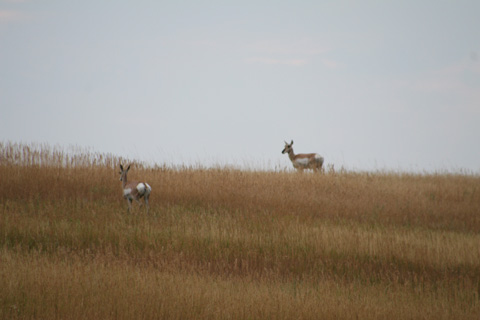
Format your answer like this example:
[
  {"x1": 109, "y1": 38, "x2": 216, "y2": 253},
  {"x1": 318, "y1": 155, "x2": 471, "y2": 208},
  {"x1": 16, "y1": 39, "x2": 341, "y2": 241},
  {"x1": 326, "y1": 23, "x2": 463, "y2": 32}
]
[{"x1": 0, "y1": 142, "x2": 479, "y2": 319}]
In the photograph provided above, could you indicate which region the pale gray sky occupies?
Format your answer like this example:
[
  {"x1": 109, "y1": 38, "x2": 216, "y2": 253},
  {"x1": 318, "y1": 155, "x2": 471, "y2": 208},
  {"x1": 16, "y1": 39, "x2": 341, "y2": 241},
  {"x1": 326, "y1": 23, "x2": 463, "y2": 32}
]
[{"x1": 1, "y1": 1, "x2": 479, "y2": 172}]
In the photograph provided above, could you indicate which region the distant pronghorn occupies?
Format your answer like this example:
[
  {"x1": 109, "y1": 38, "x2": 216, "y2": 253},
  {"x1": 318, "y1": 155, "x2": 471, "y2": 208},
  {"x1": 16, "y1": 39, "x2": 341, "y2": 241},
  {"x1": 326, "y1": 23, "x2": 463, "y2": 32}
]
[
  {"x1": 282, "y1": 140, "x2": 324, "y2": 172},
  {"x1": 119, "y1": 164, "x2": 152, "y2": 213}
]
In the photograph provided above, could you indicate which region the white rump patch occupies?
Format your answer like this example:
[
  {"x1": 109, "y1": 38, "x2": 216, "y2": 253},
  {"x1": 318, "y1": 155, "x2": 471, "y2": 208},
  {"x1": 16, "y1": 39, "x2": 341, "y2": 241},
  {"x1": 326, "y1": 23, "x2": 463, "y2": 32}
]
[{"x1": 136, "y1": 183, "x2": 146, "y2": 194}]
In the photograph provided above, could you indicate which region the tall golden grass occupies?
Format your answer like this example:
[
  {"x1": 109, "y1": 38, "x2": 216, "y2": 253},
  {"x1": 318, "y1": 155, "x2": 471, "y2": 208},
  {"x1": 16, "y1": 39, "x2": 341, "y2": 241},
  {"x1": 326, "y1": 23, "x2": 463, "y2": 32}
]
[{"x1": 0, "y1": 142, "x2": 479, "y2": 319}]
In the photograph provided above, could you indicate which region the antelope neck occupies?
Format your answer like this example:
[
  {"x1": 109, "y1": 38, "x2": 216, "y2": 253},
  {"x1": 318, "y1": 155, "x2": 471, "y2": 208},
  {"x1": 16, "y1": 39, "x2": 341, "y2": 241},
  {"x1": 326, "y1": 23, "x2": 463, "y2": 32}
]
[{"x1": 287, "y1": 149, "x2": 296, "y2": 162}]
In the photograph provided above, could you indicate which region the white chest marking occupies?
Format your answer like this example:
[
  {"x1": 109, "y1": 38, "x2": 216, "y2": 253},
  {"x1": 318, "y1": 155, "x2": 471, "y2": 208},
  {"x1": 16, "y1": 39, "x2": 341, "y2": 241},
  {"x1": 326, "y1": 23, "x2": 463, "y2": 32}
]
[{"x1": 123, "y1": 188, "x2": 133, "y2": 199}]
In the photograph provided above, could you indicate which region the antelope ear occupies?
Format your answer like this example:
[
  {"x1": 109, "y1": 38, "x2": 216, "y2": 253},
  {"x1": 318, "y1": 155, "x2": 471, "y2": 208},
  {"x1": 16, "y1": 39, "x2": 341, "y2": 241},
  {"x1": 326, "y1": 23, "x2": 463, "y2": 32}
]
[
  {"x1": 127, "y1": 165, "x2": 131, "y2": 171},
  {"x1": 120, "y1": 164, "x2": 124, "y2": 171},
  {"x1": 291, "y1": 140, "x2": 294, "y2": 145}
]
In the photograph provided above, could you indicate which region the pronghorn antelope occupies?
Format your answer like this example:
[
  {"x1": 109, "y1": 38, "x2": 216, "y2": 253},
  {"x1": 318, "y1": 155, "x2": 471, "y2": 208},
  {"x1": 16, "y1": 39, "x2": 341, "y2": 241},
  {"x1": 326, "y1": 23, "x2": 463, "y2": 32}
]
[
  {"x1": 119, "y1": 164, "x2": 152, "y2": 213},
  {"x1": 282, "y1": 140, "x2": 324, "y2": 172}
]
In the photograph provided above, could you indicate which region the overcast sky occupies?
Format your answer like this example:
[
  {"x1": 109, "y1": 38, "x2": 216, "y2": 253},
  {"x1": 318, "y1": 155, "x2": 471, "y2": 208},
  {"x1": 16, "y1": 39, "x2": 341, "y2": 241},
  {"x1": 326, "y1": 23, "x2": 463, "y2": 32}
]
[{"x1": 1, "y1": 1, "x2": 479, "y2": 172}]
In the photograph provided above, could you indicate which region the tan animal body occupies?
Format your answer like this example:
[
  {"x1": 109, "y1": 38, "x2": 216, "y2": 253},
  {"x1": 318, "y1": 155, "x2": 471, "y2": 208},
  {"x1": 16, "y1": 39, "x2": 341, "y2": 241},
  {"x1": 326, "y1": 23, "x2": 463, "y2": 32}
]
[
  {"x1": 282, "y1": 140, "x2": 324, "y2": 172},
  {"x1": 119, "y1": 164, "x2": 151, "y2": 213}
]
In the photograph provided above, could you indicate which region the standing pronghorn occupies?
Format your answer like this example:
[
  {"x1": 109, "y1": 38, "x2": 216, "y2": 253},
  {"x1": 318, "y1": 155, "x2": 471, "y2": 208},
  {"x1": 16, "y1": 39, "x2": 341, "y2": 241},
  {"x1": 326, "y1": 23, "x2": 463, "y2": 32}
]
[
  {"x1": 282, "y1": 140, "x2": 324, "y2": 172},
  {"x1": 119, "y1": 164, "x2": 152, "y2": 213}
]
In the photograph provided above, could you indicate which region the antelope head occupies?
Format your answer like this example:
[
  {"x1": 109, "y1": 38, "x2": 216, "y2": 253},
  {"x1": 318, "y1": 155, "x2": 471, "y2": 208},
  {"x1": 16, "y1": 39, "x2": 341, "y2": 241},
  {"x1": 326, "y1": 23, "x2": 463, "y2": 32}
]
[
  {"x1": 119, "y1": 164, "x2": 131, "y2": 182},
  {"x1": 281, "y1": 140, "x2": 294, "y2": 154}
]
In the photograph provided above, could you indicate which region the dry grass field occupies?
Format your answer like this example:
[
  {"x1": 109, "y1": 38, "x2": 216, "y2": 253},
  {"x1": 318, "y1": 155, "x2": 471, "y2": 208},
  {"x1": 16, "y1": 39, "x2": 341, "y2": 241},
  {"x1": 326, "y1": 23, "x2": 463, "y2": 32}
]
[{"x1": 1, "y1": 142, "x2": 479, "y2": 319}]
